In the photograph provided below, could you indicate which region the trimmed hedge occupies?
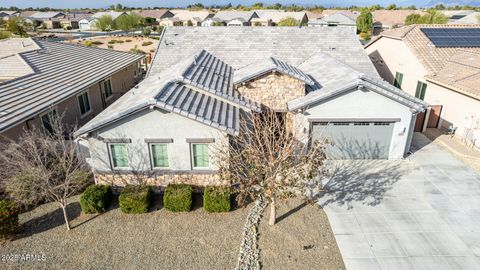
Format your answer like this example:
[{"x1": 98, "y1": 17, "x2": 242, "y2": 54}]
[
  {"x1": 119, "y1": 185, "x2": 151, "y2": 214},
  {"x1": 0, "y1": 199, "x2": 19, "y2": 238},
  {"x1": 80, "y1": 185, "x2": 112, "y2": 214},
  {"x1": 203, "y1": 186, "x2": 231, "y2": 213},
  {"x1": 164, "y1": 184, "x2": 193, "y2": 212}
]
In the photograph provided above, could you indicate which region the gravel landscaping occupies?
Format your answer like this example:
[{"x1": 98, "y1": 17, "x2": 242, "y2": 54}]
[{"x1": 0, "y1": 194, "x2": 344, "y2": 270}]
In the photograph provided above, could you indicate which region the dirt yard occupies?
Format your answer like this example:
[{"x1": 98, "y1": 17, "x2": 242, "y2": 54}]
[
  {"x1": 0, "y1": 195, "x2": 344, "y2": 270},
  {"x1": 69, "y1": 36, "x2": 158, "y2": 54}
]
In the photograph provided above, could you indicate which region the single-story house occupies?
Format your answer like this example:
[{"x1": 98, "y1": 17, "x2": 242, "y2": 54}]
[
  {"x1": 0, "y1": 10, "x2": 19, "y2": 20},
  {"x1": 250, "y1": 11, "x2": 307, "y2": 26},
  {"x1": 162, "y1": 10, "x2": 213, "y2": 26},
  {"x1": 27, "y1": 11, "x2": 66, "y2": 29},
  {"x1": 447, "y1": 12, "x2": 480, "y2": 24},
  {"x1": 0, "y1": 38, "x2": 145, "y2": 140},
  {"x1": 80, "y1": 11, "x2": 127, "y2": 30},
  {"x1": 58, "y1": 12, "x2": 93, "y2": 29},
  {"x1": 75, "y1": 27, "x2": 427, "y2": 188},
  {"x1": 308, "y1": 12, "x2": 357, "y2": 32},
  {"x1": 78, "y1": 17, "x2": 96, "y2": 31},
  {"x1": 134, "y1": 9, "x2": 174, "y2": 21},
  {"x1": 202, "y1": 11, "x2": 258, "y2": 26},
  {"x1": 365, "y1": 25, "x2": 480, "y2": 148}
]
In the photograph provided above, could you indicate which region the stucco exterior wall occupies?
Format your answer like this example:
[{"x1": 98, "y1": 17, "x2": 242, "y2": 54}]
[
  {"x1": 293, "y1": 87, "x2": 416, "y2": 159},
  {"x1": 81, "y1": 108, "x2": 229, "y2": 187},
  {"x1": 0, "y1": 61, "x2": 142, "y2": 140},
  {"x1": 366, "y1": 37, "x2": 480, "y2": 139},
  {"x1": 236, "y1": 72, "x2": 305, "y2": 111}
]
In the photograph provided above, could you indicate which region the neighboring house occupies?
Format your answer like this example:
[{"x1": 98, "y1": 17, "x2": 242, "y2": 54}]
[
  {"x1": 441, "y1": 10, "x2": 476, "y2": 23},
  {"x1": 78, "y1": 17, "x2": 97, "y2": 30},
  {"x1": 134, "y1": 9, "x2": 174, "y2": 21},
  {"x1": 365, "y1": 25, "x2": 480, "y2": 148},
  {"x1": 59, "y1": 13, "x2": 93, "y2": 29},
  {"x1": 372, "y1": 10, "x2": 424, "y2": 36},
  {"x1": 0, "y1": 10, "x2": 20, "y2": 20},
  {"x1": 27, "y1": 12, "x2": 66, "y2": 29},
  {"x1": 80, "y1": 11, "x2": 127, "y2": 31},
  {"x1": 250, "y1": 11, "x2": 307, "y2": 26},
  {"x1": 0, "y1": 38, "x2": 145, "y2": 140},
  {"x1": 308, "y1": 12, "x2": 357, "y2": 32},
  {"x1": 75, "y1": 27, "x2": 426, "y2": 189},
  {"x1": 162, "y1": 10, "x2": 213, "y2": 26},
  {"x1": 305, "y1": 11, "x2": 323, "y2": 21},
  {"x1": 202, "y1": 11, "x2": 258, "y2": 26}
]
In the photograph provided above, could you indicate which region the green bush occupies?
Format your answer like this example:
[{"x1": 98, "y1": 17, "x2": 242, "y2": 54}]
[
  {"x1": 0, "y1": 199, "x2": 19, "y2": 238},
  {"x1": 149, "y1": 48, "x2": 155, "y2": 53},
  {"x1": 84, "y1": 40, "x2": 93, "y2": 47},
  {"x1": 203, "y1": 186, "x2": 231, "y2": 213},
  {"x1": 108, "y1": 40, "x2": 116, "y2": 44},
  {"x1": 80, "y1": 185, "x2": 112, "y2": 214},
  {"x1": 142, "y1": 41, "x2": 153, "y2": 46},
  {"x1": 125, "y1": 39, "x2": 132, "y2": 42},
  {"x1": 116, "y1": 40, "x2": 124, "y2": 43},
  {"x1": 107, "y1": 44, "x2": 113, "y2": 49},
  {"x1": 164, "y1": 184, "x2": 193, "y2": 212},
  {"x1": 119, "y1": 185, "x2": 151, "y2": 214},
  {"x1": 91, "y1": 41, "x2": 103, "y2": 45}
]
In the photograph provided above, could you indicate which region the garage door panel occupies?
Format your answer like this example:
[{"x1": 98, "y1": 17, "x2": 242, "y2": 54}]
[{"x1": 311, "y1": 122, "x2": 394, "y2": 159}]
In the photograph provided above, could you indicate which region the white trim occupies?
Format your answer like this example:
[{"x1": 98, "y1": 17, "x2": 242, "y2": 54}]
[
  {"x1": 189, "y1": 143, "x2": 211, "y2": 170},
  {"x1": 148, "y1": 143, "x2": 170, "y2": 170},
  {"x1": 77, "y1": 90, "x2": 92, "y2": 119},
  {"x1": 102, "y1": 78, "x2": 114, "y2": 102},
  {"x1": 107, "y1": 143, "x2": 130, "y2": 170}
]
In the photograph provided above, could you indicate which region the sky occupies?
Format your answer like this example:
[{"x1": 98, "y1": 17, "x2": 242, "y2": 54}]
[{"x1": 1, "y1": 0, "x2": 478, "y2": 9}]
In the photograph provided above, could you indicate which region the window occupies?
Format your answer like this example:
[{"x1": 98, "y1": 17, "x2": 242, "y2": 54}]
[
  {"x1": 109, "y1": 144, "x2": 129, "y2": 168},
  {"x1": 393, "y1": 72, "x2": 403, "y2": 89},
  {"x1": 77, "y1": 92, "x2": 91, "y2": 115},
  {"x1": 103, "y1": 79, "x2": 113, "y2": 99},
  {"x1": 192, "y1": 144, "x2": 209, "y2": 168},
  {"x1": 332, "y1": 122, "x2": 350, "y2": 126},
  {"x1": 41, "y1": 109, "x2": 57, "y2": 134},
  {"x1": 415, "y1": 81, "x2": 427, "y2": 100},
  {"x1": 354, "y1": 122, "x2": 370, "y2": 126},
  {"x1": 374, "y1": 122, "x2": 391, "y2": 126},
  {"x1": 150, "y1": 144, "x2": 169, "y2": 168}
]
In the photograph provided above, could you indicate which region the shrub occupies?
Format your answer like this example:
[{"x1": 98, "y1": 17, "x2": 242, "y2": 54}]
[
  {"x1": 84, "y1": 40, "x2": 93, "y2": 47},
  {"x1": 108, "y1": 40, "x2": 116, "y2": 44},
  {"x1": 203, "y1": 186, "x2": 231, "y2": 213},
  {"x1": 125, "y1": 39, "x2": 132, "y2": 42},
  {"x1": 164, "y1": 184, "x2": 193, "y2": 212},
  {"x1": 80, "y1": 185, "x2": 112, "y2": 214},
  {"x1": 116, "y1": 40, "x2": 124, "y2": 43},
  {"x1": 150, "y1": 48, "x2": 155, "y2": 53},
  {"x1": 119, "y1": 185, "x2": 151, "y2": 214},
  {"x1": 91, "y1": 41, "x2": 103, "y2": 45},
  {"x1": 142, "y1": 41, "x2": 153, "y2": 46},
  {"x1": 107, "y1": 45, "x2": 113, "y2": 49},
  {"x1": 0, "y1": 199, "x2": 19, "y2": 238}
]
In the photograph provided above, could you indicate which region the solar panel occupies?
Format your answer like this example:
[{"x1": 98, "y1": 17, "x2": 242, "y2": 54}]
[{"x1": 420, "y1": 28, "x2": 480, "y2": 48}]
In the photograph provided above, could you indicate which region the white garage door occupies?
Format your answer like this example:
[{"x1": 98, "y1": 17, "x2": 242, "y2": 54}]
[{"x1": 311, "y1": 121, "x2": 394, "y2": 159}]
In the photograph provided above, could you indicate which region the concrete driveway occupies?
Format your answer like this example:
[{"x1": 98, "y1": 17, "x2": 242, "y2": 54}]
[{"x1": 319, "y1": 133, "x2": 480, "y2": 270}]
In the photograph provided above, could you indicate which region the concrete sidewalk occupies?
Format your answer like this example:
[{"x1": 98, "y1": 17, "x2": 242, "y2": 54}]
[{"x1": 319, "y1": 133, "x2": 480, "y2": 270}]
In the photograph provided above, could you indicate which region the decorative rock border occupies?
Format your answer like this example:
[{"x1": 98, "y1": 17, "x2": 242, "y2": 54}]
[{"x1": 235, "y1": 197, "x2": 267, "y2": 270}]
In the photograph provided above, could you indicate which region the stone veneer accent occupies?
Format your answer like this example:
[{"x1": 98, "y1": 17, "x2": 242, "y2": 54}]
[
  {"x1": 235, "y1": 71, "x2": 306, "y2": 111},
  {"x1": 95, "y1": 171, "x2": 228, "y2": 188}
]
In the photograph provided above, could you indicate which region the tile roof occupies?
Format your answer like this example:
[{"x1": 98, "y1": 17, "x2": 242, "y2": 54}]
[
  {"x1": 150, "y1": 27, "x2": 378, "y2": 77},
  {"x1": 0, "y1": 39, "x2": 144, "y2": 133},
  {"x1": 287, "y1": 52, "x2": 428, "y2": 111},
  {"x1": 447, "y1": 12, "x2": 480, "y2": 24},
  {"x1": 170, "y1": 10, "x2": 212, "y2": 22},
  {"x1": 134, "y1": 9, "x2": 172, "y2": 19},
  {"x1": 250, "y1": 11, "x2": 306, "y2": 23},
  {"x1": 234, "y1": 57, "x2": 315, "y2": 86},
  {"x1": 75, "y1": 50, "x2": 255, "y2": 137},
  {"x1": 309, "y1": 12, "x2": 357, "y2": 26},
  {"x1": 0, "y1": 38, "x2": 40, "y2": 82},
  {"x1": 212, "y1": 11, "x2": 257, "y2": 22},
  {"x1": 156, "y1": 82, "x2": 240, "y2": 134},
  {"x1": 30, "y1": 12, "x2": 65, "y2": 19},
  {"x1": 372, "y1": 10, "x2": 425, "y2": 27},
  {"x1": 92, "y1": 11, "x2": 126, "y2": 20},
  {"x1": 367, "y1": 24, "x2": 480, "y2": 100}
]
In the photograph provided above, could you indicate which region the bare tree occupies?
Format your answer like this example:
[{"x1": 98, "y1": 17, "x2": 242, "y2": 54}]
[
  {"x1": 0, "y1": 114, "x2": 92, "y2": 230},
  {"x1": 216, "y1": 109, "x2": 328, "y2": 226}
]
